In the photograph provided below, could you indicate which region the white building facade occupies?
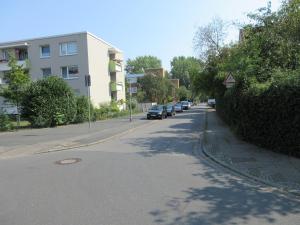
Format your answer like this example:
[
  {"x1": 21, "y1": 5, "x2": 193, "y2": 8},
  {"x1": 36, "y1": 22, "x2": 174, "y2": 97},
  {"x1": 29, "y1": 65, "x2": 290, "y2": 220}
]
[{"x1": 0, "y1": 32, "x2": 126, "y2": 112}]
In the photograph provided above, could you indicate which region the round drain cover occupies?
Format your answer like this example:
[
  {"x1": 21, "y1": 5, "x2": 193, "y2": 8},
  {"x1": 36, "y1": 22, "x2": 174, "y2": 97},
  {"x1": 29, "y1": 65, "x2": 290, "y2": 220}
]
[{"x1": 55, "y1": 158, "x2": 81, "y2": 165}]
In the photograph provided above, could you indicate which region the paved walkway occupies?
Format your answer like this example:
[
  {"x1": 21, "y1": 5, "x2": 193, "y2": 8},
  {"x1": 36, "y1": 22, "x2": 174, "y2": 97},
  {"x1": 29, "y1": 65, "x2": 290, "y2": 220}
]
[
  {"x1": 202, "y1": 108, "x2": 300, "y2": 196},
  {"x1": 0, "y1": 113, "x2": 152, "y2": 159}
]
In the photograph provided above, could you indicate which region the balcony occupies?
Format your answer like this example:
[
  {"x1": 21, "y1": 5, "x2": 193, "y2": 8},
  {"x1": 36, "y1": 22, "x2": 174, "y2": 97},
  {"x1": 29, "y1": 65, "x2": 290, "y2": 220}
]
[
  {"x1": 110, "y1": 81, "x2": 117, "y2": 92},
  {"x1": 0, "y1": 60, "x2": 28, "y2": 71},
  {"x1": 109, "y1": 60, "x2": 122, "y2": 73}
]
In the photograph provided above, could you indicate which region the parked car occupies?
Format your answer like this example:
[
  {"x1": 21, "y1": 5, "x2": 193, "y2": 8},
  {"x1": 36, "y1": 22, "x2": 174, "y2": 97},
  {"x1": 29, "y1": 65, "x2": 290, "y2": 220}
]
[
  {"x1": 174, "y1": 103, "x2": 183, "y2": 112},
  {"x1": 166, "y1": 104, "x2": 175, "y2": 117},
  {"x1": 147, "y1": 105, "x2": 167, "y2": 120},
  {"x1": 207, "y1": 99, "x2": 216, "y2": 108},
  {"x1": 181, "y1": 101, "x2": 190, "y2": 110}
]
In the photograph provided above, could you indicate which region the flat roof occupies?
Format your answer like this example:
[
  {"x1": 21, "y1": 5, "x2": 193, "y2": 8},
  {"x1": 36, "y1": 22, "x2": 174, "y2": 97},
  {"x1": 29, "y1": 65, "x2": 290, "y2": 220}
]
[{"x1": 0, "y1": 31, "x2": 122, "y2": 52}]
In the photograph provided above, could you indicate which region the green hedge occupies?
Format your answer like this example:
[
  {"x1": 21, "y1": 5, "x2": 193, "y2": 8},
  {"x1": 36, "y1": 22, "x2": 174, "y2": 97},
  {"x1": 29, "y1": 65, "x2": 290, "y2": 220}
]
[
  {"x1": 217, "y1": 75, "x2": 300, "y2": 155},
  {"x1": 74, "y1": 96, "x2": 94, "y2": 123},
  {"x1": 0, "y1": 112, "x2": 14, "y2": 131},
  {"x1": 22, "y1": 76, "x2": 77, "y2": 127}
]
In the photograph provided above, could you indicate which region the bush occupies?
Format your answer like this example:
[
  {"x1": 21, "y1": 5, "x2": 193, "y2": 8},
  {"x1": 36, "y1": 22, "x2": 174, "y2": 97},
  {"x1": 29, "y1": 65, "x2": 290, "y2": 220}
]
[
  {"x1": 0, "y1": 112, "x2": 13, "y2": 131},
  {"x1": 92, "y1": 101, "x2": 141, "y2": 120},
  {"x1": 126, "y1": 98, "x2": 137, "y2": 111},
  {"x1": 217, "y1": 74, "x2": 300, "y2": 155},
  {"x1": 74, "y1": 96, "x2": 94, "y2": 123},
  {"x1": 21, "y1": 76, "x2": 77, "y2": 127}
]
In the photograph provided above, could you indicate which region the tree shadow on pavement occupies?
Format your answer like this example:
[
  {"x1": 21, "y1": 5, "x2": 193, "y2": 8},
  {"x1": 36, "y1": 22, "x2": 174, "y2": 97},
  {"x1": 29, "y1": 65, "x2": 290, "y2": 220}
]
[
  {"x1": 128, "y1": 107, "x2": 300, "y2": 224},
  {"x1": 149, "y1": 163, "x2": 300, "y2": 225}
]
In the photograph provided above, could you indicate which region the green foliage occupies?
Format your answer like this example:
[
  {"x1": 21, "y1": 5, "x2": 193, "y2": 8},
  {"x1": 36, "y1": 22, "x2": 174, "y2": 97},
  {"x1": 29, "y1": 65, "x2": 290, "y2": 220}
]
[
  {"x1": 125, "y1": 98, "x2": 137, "y2": 112},
  {"x1": 170, "y1": 56, "x2": 203, "y2": 89},
  {"x1": 22, "y1": 76, "x2": 77, "y2": 127},
  {"x1": 193, "y1": 0, "x2": 300, "y2": 97},
  {"x1": 109, "y1": 60, "x2": 116, "y2": 72},
  {"x1": 0, "y1": 56, "x2": 30, "y2": 108},
  {"x1": 217, "y1": 74, "x2": 300, "y2": 154},
  {"x1": 126, "y1": 56, "x2": 162, "y2": 73},
  {"x1": 176, "y1": 86, "x2": 191, "y2": 101},
  {"x1": 110, "y1": 81, "x2": 117, "y2": 91},
  {"x1": 74, "y1": 96, "x2": 93, "y2": 123},
  {"x1": 136, "y1": 91, "x2": 146, "y2": 103},
  {"x1": 138, "y1": 74, "x2": 173, "y2": 104},
  {"x1": 94, "y1": 101, "x2": 120, "y2": 120},
  {"x1": 0, "y1": 112, "x2": 13, "y2": 131},
  {"x1": 193, "y1": 1, "x2": 300, "y2": 155}
]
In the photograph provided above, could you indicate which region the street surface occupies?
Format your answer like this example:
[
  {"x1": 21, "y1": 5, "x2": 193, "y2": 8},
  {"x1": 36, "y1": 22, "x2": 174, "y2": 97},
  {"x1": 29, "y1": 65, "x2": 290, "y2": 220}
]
[{"x1": 1, "y1": 107, "x2": 300, "y2": 225}]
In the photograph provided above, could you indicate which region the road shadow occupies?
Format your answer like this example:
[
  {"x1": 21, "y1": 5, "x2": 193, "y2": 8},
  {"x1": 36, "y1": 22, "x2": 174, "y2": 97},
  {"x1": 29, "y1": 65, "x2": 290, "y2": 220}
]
[
  {"x1": 129, "y1": 108, "x2": 203, "y2": 157},
  {"x1": 150, "y1": 166, "x2": 300, "y2": 224},
  {"x1": 127, "y1": 107, "x2": 300, "y2": 224}
]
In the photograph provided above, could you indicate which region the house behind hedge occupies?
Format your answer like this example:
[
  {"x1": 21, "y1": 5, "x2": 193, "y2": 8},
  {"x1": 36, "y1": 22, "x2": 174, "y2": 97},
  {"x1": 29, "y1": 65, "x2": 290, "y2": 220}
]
[{"x1": 0, "y1": 31, "x2": 126, "y2": 113}]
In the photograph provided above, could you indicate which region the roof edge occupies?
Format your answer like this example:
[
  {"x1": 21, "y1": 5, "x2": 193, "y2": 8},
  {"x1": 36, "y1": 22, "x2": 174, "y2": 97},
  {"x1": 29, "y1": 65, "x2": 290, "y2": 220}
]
[{"x1": 0, "y1": 31, "x2": 123, "y2": 53}]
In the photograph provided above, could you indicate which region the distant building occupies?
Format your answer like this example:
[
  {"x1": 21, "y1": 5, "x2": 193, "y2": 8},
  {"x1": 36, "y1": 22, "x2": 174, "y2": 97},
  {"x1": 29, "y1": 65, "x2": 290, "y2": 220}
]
[
  {"x1": 169, "y1": 79, "x2": 180, "y2": 89},
  {"x1": 144, "y1": 68, "x2": 165, "y2": 77}
]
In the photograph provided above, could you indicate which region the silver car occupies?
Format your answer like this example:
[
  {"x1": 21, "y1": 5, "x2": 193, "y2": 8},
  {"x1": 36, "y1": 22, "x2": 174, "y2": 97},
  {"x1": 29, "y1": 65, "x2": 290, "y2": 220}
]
[{"x1": 174, "y1": 103, "x2": 183, "y2": 112}]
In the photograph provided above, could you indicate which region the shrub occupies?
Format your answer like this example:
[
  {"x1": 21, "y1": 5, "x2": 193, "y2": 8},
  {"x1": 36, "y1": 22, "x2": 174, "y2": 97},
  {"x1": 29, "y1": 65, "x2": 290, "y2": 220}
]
[
  {"x1": 217, "y1": 74, "x2": 300, "y2": 155},
  {"x1": 0, "y1": 112, "x2": 13, "y2": 131},
  {"x1": 21, "y1": 76, "x2": 77, "y2": 127},
  {"x1": 74, "y1": 96, "x2": 94, "y2": 123},
  {"x1": 93, "y1": 101, "x2": 138, "y2": 120},
  {"x1": 126, "y1": 98, "x2": 137, "y2": 111}
]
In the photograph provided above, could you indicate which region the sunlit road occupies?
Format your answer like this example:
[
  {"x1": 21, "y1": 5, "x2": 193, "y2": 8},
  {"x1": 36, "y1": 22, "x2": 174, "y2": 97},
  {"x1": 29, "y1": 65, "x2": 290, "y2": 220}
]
[{"x1": 1, "y1": 107, "x2": 300, "y2": 225}]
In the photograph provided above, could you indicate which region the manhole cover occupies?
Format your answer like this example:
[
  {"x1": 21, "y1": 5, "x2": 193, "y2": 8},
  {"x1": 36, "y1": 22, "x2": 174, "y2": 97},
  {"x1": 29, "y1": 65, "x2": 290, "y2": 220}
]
[{"x1": 55, "y1": 158, "x2": 82, "y2": 165}]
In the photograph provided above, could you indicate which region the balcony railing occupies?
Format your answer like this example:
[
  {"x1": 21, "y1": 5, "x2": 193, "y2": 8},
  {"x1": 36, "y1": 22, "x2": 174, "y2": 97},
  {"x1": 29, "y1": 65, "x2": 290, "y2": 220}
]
[
  {"x1": 110, "y1": 81, "x2": 117, "y2": 92},
  {"x1": 0, "y1": 59, "x2": 29, "y2": 71},
  {"x1": 109, "y1": 60, "x2": 122, "y2": 73}
]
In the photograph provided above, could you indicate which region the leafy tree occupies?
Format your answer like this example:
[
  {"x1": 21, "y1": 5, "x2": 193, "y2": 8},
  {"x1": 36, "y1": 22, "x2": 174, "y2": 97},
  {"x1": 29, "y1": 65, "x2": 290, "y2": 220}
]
[
  {"x1": 193, "y1": 17, "x2": 227, "y2": 60},
  {"x1": 0, "y1": 57, "x2": 30, "y2": 127},
  {"x1": 22, "y1": 76, "x2": 77, "y2": 127},
  {"x1": 190, "y1": 0, "x2": 300, "y2": 153},
  {"x1": 192, "y1": 0, "x2": 300, "y2": 97},
  {"x1": 138, "y1": 74, "x2": 172, "y2": 103},
  {"x1": 170, "y1": 56, "x2": 203, "y2": 89},
  {"x1": 125, "y1": 56, "x2": 162, "y2": 73},
  {"x1": 176, "y1": 86, "x2": 192, "y2": 101}
]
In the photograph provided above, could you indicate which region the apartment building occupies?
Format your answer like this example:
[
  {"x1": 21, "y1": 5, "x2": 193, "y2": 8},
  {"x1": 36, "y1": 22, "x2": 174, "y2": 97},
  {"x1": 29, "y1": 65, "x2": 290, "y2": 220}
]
[{"x1": 0, "y1": 31, "x2": 125, "y2": 112}]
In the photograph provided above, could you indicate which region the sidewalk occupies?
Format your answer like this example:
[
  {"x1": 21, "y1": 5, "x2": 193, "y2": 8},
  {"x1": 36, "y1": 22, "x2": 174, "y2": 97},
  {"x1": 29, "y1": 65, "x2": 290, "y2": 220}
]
[
  {"x1": 0, "y1": 113, "x2": 152, "y2": 159},
  {"x1": 202, "y1": 109, "x2": 300, "y2": 196}
]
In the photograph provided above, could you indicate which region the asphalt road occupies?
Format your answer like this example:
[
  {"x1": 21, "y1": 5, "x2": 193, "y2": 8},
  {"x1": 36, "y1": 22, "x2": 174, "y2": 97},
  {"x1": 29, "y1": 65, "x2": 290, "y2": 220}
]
[{"x1": 0, "y1": 107, "x2": 300, "y2": 225}]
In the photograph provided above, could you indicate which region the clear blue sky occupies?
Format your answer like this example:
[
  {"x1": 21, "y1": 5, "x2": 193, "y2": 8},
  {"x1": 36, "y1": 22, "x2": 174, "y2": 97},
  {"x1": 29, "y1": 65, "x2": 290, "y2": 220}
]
[{"x1": 2, "y1": 0, "x2": 282, "y2": 70}]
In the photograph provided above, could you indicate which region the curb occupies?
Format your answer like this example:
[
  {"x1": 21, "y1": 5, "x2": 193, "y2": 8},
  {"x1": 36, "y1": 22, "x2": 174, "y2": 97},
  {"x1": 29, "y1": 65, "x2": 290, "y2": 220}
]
[
  {"x1": 35, "y1": 119, "x2": 158, "y2": 155},
  {"x1": 201, "y1": 110, "x2": 300, "y2": 198}
]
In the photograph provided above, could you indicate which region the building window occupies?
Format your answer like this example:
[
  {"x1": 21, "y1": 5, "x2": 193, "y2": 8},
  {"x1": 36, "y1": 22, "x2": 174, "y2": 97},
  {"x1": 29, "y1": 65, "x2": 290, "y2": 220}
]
[
  {"x1": 41, "y1": 68, "x2": 51, "y2": 78},
  {"x1": 1, "y1": 50, "x2": 10, "y2": 61},
  {"x1": 40, "y1": 45, "x2": 50, "y2": 58},
  {"x1": 61, "y1": 65, "x2": 79, "y2": 79},
  {"x1": 59, "y1": 42, "x2": 77, "y2": 56}
]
